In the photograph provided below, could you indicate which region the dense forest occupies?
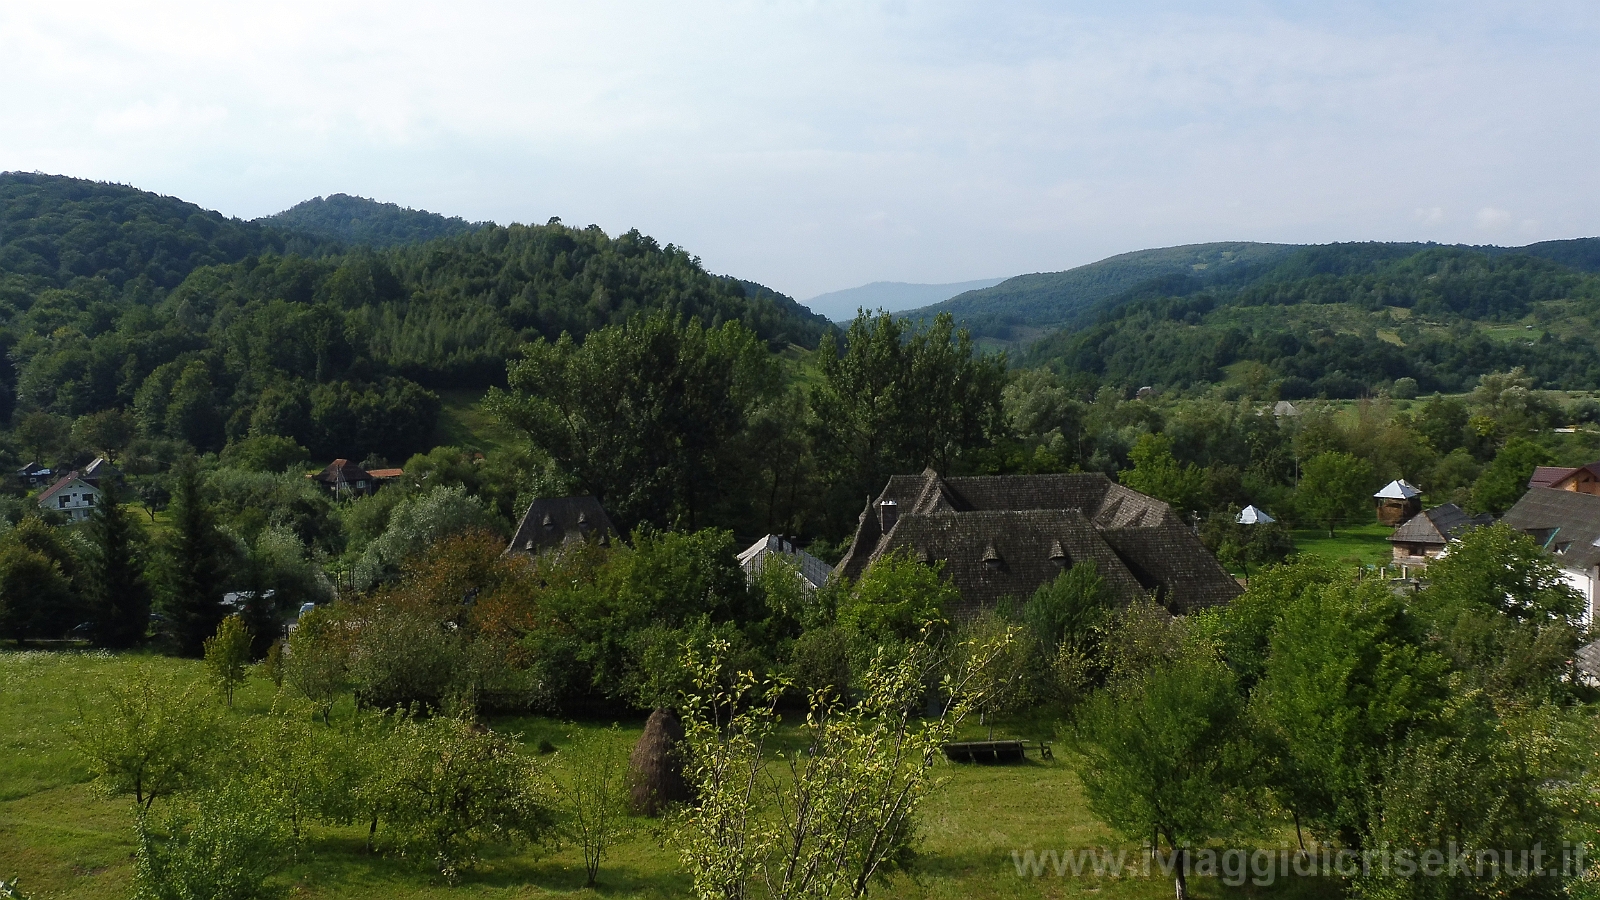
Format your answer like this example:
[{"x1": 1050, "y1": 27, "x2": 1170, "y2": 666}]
[
  {"x1": 258, "y1": 193, "x2": 483, "y2": 248},
  {"x1": 1017, "y1": 242, "x2": 1600, "y2": 398},
  {"x1": 0, "y1": 173, "x2": 829, "y2": 465}
]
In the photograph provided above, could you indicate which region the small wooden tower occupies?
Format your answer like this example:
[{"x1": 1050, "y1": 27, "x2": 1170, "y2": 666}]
[{"x1": 1374, "y1": 480, "x2": 1423, "y2": 526}]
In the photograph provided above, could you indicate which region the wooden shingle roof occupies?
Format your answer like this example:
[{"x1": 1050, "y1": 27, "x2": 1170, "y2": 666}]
[
  {"x1": 835, "y1": 469, "x2": 1238, "y2": 617},
  {"x1": 508, "y1": 496, "x2": 617, "y2": 555},
  {"x1": 1501, "y1": 487, "x2": 1600, "y2": 569},
  {"x1": 1390, "y1": 503, "x2": 1494, "y2": 546}
]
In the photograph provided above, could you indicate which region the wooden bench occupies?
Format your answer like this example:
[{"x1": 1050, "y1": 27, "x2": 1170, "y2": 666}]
[{"x1": 942, "y1": 740, "x2": 1027, "y2": 763}]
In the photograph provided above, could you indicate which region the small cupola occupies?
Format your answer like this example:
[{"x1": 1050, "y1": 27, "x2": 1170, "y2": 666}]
[
  {"x1": 982, "y1": 544, "x2": 1001, "y2": 569},
  {"x1": 878, "y1": 499, "x2": 899, "y2": 532}
]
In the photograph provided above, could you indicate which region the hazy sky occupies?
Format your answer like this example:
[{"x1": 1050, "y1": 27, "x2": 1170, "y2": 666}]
[{"x1": 2, "y1": 2, "x2": 1597, "y2": 300}]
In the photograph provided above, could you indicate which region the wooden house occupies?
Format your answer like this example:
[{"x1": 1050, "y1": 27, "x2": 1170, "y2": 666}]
[
  {"x1": 1387, "y1": 503, "x2": 1493, "y2": 573},
  {"x1": 834, "y1": 469, "x2": 1240, "y2": 618},
  {"x1": 1528, "y1": 463, "x2": 1600, "y2": 496}
]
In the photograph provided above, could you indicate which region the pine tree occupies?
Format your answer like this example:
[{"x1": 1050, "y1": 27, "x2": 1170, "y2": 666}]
[
  {"x1": 153, "y1": 460, "x2": 234, "y2": 657},
  {"x1": 86, "y1": 478, "x2": 151, "y2": 649}
]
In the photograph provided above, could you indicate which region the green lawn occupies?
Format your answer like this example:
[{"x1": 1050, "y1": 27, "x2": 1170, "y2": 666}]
[
  {"x1": 1291, "y1": 521, "x2": 1393, "y2": 569},
  {"x1": 0, "y1": 651, "x2": 1336, "y2": 899},
  {"x1": 430, "y1": 388, "x2": 519, "y2": 456}
]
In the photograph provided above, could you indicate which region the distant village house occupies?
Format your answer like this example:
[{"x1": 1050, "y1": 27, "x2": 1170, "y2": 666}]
[
  {"x1": 1387, "y1": 503, "x2": 1494, "y2": 574},
  {"x1": 310, "y1": 460, "x2": 403, "y2": 498},
  {"x1": 33, "y1": 458, "x2": 122, "y2": 523}
]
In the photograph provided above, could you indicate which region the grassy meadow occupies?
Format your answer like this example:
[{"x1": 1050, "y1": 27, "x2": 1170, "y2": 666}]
[{"x1": 0, "y1": 651, "x2": 1341, "y2": 900}]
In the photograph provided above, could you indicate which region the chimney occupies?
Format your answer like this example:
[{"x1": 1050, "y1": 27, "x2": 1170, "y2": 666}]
[{"x1": 878, "y1": 499, "x2": 899, "y2": 533}]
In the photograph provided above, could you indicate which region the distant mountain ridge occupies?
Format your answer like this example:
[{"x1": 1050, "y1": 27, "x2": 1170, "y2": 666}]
[
  {"x1": 905, "y1": 242, "x2": 1303, "y2": 342},
  {"x1": 804, "y1": 278, "x2": 1006, "y2": 321},
  {"x1": 905, "y1": 237, "x2": 1600, "y2": 345},
  {"x1": 259, "y1": 193, "x2": 483, "y2": 248}
]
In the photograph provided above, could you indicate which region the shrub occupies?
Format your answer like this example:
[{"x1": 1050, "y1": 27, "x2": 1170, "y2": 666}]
[
  {"x1": 67, "y1": 671, "x2": 220, "y2": 809},
  {"x1": 131, "y1": 781, "x2": 286, "y2": 900},
  {"x1": 204, "y1": 615, "x2": 252, "y2": 707},
  {"x1": 554, "y1": 726, "x2": 632, "y2": 886},
  {"x1": 283, "y1": 607, "x2": 350, "y2": 722},
  {"x1": 380, "y1": 715, "x2": 551, "y2": 881}
]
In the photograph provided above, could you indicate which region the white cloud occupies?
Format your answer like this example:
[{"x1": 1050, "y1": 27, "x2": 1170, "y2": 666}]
[
  {"x1": 1476, "y1": 207, "x2": 1513, "y2": 229},
  {"x1": 0, "y1": 2, "x2": 1597, "y2": 297}
]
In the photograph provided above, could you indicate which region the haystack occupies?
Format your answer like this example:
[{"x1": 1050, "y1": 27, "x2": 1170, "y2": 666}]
[{"x1": 628, "y1": 708, "x2": 690, "y2": 816}]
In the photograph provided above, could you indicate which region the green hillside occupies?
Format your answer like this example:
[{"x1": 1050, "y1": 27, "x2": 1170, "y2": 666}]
[
  {"x1": 0, "y1": 174, "x2": 831, "y2": 461},
  {"x1": 258, "y1": 193, "x2": 483, "y2": 248},
  {"x1": 905, "y1": 241, "x2": 1303, "y2": 342},
  {"x1": 1026, "y1": 242, "x2": 1600, "y2": 397}
]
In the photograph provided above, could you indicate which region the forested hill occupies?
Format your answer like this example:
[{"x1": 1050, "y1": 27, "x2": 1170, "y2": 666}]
[
  {"x1": 0, "y1": 173, "x2": 830, "y2": 462},
  {"x1": 908, "y1": 237, "x2": 1600, "y2": 346},
  {"x1": 905, "y1": 242, "x2": 1304, "y2": 342},
  {"x1": 258, "y1": 193, "x2": 483, "y2": 248},
  {"x1": 0, "y1": 172, "x2": 317, "y2": 298},
  {"x1": 1025, "y1": 240, "x2": 1600, "y2": 399}
]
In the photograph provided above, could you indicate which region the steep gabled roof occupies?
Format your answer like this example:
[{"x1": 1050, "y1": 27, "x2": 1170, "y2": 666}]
[
  {"x1": 81, "y1": 457, "x2": 121, "y2": 484},
  {"x1": 1389, "y1": 503, "x2": 1493, "y2": 546},
  {"x1": 1501, "y1": 487, "x2": 1600, "y2": 570},
  {"x1": 874, "y1": 509, "x2": 1149, "y2": 612},
  {"x1": 835, "y1": 470, "x2": 1180, "y2": 583},
  {"x1": 835, "y1": 470, "x2": 1237, "y2": 617},
  {"x1": 1530, "y1": 466, "x2": 1580, "y2": 489},
  {"x1": 313, "y1": 459, "x2": 371, "y2": 485},
  {"x1": 737, "y1": 535, "x2": 832, "y2": 591},
  {"x1": 1100, "y1": 525, "x2": 1243, "y2": 613},
  {"x1": 508, "y1": 496, "x2": 616, "y2": 555},
  {"x1": 36, "y1": 472, "x2": 95, "y2": 504}
]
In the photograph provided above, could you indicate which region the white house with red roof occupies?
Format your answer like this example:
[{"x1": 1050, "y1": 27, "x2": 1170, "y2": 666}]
[{"x1": 36, "y1": 471, "x2": 100, "y2": 522}]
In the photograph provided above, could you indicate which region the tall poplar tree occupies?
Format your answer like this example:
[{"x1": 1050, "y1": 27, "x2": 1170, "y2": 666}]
[
  {"x1": 153, "y1": 460, "x2": 234, "y2": 656},
  {"x1": 86, "y1": 477, "x2": 151, "y2": 649}
]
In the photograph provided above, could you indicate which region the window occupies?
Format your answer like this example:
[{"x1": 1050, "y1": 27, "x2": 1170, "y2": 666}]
[
  {"x1": 85, "y1": 494, "x2": 95, "y2": 506},
  {"x1": 58, "y1": 496, "x2": 67, "y2": 509}
]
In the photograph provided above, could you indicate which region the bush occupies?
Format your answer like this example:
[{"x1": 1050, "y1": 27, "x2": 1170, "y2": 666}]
[
  {"x1": 553, "y1": 726, "x2": 632, "y2": 886},
  {"x1": 67, "y1": 671, "x2": 221, "y2": 809},
  {"x1": 380, "y1": 715, "x2": 551, "y2": 881},
  {"x1": 786, "y1": 626, "x2": 854, "y2": 700},
  {"x1": 203, "y1": 615, "x2": 252, "y2": 707},
  {"x1": 283, "y1": 607, "x2": 350, "y2": 722},
  {"x1": 132, "y1": 781, "x2": 286, "y2": 900}
]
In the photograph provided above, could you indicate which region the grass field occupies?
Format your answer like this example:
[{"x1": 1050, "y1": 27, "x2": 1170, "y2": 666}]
[
  {"x1": 431, "y1": 389, "x2": 519, "y2": 456},
  {"x1": 1290, "y1": 521, "x2": 1394, "y2": 569},
  {"x1": 0, "y1": 651, "x2": 1337, "y2": 899}
]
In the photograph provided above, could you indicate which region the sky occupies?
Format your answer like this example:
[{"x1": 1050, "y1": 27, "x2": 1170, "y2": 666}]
[{"x1": 2, "y1": 2, "x2": 1597, "y2": 301}]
